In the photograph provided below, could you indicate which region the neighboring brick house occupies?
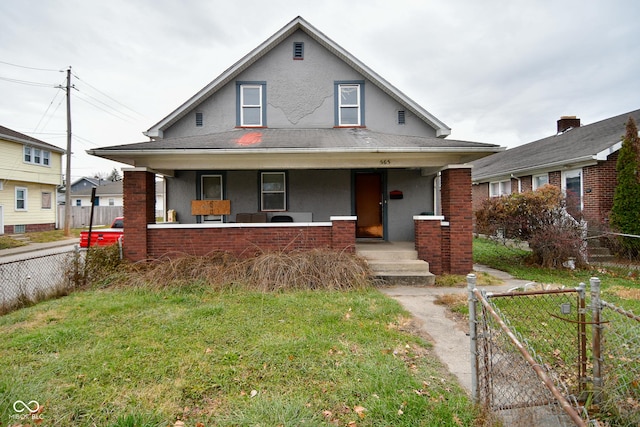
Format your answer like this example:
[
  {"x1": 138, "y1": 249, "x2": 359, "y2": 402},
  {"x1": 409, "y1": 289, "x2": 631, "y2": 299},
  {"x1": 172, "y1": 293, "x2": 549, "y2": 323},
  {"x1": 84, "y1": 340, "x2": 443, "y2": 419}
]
[
  {"x1": 471, "y1": 109, "x2": 640, "y2": 230},
  {"x1": 88, "y1": 16, "x2": 501, "y2": 275},
  {"x1": 0, "y1": 125, "x2": 65, "y2": 234}
]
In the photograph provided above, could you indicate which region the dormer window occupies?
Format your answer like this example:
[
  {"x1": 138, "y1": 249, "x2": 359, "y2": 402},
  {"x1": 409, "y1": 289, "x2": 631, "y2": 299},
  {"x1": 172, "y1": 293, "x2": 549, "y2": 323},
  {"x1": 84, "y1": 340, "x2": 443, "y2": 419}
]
[
  {"x1": 335, "y1": 81, "x2": 364, "y2": 127},
  {"x1": 293, "y1": 42, "x2": 304, "y2": 60},
  {"x1": 236, "y1": 82, "x2": 267, "y2": 127}
]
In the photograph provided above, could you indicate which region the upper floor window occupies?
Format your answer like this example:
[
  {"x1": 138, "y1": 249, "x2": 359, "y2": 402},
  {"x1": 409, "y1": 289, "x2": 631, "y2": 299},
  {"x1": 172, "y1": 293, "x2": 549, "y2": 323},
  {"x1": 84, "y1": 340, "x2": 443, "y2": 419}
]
[
  {"x1": 24, "y1": 145, "x2": 51, "y2": 167},
  {"x1": 489, "y1": 180, "x2": 511, "y2": 197},
  {"x1": 335, "y1": 81, "x2": 364, "y2": 127},
  {"x1": 533, "y1": 173, "x2": 549, "y2": 190},
  {"x1": 237, "y1": 82, "x2": 266, "y2": 127}
]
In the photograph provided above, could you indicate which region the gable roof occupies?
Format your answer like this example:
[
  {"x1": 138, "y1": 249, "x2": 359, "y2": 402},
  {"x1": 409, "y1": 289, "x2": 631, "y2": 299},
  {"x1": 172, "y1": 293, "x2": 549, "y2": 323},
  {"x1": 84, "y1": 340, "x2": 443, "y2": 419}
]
[
  {"x1": 144, "y1": 16, "x2": 451, "y2": 139},
  {"x1": 0, "y1": 125, "x2": 65, "y2": 153},
  {"x1": 472, "y1": 109, "x2": 640, "y2": 182}
]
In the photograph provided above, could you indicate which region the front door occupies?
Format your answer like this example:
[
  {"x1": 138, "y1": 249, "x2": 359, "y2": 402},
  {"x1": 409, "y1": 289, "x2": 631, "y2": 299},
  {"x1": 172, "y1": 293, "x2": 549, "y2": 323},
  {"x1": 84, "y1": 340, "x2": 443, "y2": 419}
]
[{"x1": 355, "y1": 172, "x2": 383, "y2": 238}]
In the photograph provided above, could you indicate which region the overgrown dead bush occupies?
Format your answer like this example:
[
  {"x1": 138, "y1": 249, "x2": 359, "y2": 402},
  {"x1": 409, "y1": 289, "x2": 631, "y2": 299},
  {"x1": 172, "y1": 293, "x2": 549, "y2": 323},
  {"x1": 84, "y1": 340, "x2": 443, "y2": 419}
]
[
  {"x1": 113, "y1": 249, "x2": 373, "y2": 291},
  {"x1": 476, "y1": 185, "x2": 587, "y2": 268}
]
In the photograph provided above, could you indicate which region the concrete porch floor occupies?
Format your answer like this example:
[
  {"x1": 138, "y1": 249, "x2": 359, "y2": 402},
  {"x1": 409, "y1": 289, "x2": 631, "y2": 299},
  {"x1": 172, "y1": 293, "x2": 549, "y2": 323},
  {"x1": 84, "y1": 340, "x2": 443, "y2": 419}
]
[{"x1": 356, "y1": 241, "x2": 435, "y2": 286}]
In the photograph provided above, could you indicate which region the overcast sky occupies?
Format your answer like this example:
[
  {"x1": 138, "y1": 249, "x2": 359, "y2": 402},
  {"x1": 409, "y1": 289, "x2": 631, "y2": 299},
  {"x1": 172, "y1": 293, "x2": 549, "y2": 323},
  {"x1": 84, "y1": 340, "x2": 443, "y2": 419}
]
[{"x1": 1, "y1": 0, "x2": 638, "y2": 181}]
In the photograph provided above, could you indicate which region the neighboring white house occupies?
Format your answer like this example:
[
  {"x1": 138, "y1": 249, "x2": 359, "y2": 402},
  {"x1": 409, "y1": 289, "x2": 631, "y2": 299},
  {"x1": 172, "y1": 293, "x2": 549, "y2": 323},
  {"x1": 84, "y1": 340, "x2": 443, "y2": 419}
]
[{"x1": 0, "y1": 125, "x2": 65, "y2": 234}]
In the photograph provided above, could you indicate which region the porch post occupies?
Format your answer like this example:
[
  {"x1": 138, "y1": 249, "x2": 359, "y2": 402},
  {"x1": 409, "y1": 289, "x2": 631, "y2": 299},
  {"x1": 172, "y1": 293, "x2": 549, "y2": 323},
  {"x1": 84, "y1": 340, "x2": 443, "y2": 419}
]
[
  {"x1": 414, "y1": 215, "x2": 445, "y2": 275},
  {"x1": 123, "y1": 168, "x2": 156, "y2": 261},
  {"x1": 440, "y1": 165, "x2": 473, "y2": 275}
]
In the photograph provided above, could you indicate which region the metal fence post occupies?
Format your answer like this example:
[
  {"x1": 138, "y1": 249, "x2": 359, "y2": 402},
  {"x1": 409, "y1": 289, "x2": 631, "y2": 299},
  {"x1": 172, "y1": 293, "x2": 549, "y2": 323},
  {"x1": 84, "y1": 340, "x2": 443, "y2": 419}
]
[
  {"x1": 590, "y1": 276, "x2": 603, "y2": 404},
  {"x1": 577, "y1": 282, "x2": 587, "y2": 395},
  {"x1": 467, "y1": 273, "x2": 478, "y2": 402}
]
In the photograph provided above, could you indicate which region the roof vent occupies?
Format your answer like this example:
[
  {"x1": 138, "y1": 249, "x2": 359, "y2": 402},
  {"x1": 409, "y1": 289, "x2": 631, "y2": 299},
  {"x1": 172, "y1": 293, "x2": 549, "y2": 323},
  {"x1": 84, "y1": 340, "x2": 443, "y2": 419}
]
[
  {"x1": 557, "y1": 115, "x2": 580, "y2": 134},
  {"x1": 293, "y1": 42, "x2": 304, "y2": 60}
]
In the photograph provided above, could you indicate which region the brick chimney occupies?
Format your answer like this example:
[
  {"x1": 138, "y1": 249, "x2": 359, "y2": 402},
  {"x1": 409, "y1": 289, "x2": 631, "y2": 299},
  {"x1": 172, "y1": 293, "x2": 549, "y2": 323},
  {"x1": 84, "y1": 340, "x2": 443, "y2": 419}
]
[{"x1": 557, "y1": 116, "x2": 581, "y2": 134}]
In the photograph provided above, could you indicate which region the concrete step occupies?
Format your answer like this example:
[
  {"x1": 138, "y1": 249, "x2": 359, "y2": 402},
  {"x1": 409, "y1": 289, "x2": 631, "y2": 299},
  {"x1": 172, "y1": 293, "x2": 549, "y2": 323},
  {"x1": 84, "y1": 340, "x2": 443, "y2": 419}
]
[
  {"x1": 357, "y1": 243, "x2": 435, "y2": 286},
  {"x1": 357, "y1": 248, "x2": 418, "y2": 261}
]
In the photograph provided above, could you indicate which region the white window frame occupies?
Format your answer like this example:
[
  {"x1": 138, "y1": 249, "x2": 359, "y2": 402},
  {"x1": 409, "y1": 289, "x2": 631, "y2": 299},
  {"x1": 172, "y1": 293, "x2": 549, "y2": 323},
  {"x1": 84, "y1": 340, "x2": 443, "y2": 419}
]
[
  {"x1": 24, "y1": 146, "x2": 32, "y2": 163},
  {"x1": 532, "y1": 173, "x2": 549, "y2": 190},
  {"x1": 15, "y1": 187, "x2": 27, "y2": 211},
  {"x1": 240, "y1": 84, "x2": 263, "y2": 127},
  {"x1": 489, "y1": 180, "x2": 511, "y2": 197},
  {"x1": 261, "y1": 172, "x2": 286, "y2": 212},
  {"x1": 562, "y1": 169, "x2": 583, "y2": 212},
  {"x1": 338, "y1": 83, "x2": 361, "y2": 126},
  {"x1": 23, "y1": 145, "x2": 51, "y2": 166}
]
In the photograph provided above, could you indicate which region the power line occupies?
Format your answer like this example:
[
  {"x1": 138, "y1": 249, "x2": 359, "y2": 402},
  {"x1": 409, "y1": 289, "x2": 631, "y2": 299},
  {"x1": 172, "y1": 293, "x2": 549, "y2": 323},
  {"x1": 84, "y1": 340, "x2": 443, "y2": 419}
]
[
  {"x1": 33, "y1": 81, "x2": 66, "y2": 132},
  {"x1": 73, "y1": 91, "x2": 136, "y2": 123},
  {"x1": 0, "y1": 76, "x2": 58, "y2": 87},
  {"x1": 72, "y1": 71, "x2": 144, "y2": 118},
  {"x1": 74, "y1": 86, "x2": 139, "y2": 122},
  {"x1": 0, "y1": 60, "x2": 62, "y2": 72}
]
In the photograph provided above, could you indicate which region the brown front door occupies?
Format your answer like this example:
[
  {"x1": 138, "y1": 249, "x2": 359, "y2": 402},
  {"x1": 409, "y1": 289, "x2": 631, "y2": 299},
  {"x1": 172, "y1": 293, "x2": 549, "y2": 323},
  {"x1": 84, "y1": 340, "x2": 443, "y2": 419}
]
[{"x1": 355, "y1": 172, "x2": 383, "y2": 238}]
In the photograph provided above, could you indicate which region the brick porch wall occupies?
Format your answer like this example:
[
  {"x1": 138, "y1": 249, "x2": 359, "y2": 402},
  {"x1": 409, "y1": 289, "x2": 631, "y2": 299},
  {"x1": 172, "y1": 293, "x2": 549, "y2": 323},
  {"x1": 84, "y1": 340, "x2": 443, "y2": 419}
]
[
  {"x1": 145, "y1": 217, "x2": 356, "y2": 259},
  {"x1": 121, "y1": 169, "x2": 356, "y2": 262},
  {"x1": 583, "y1": 152, "x2": 618, "y2": 225}
]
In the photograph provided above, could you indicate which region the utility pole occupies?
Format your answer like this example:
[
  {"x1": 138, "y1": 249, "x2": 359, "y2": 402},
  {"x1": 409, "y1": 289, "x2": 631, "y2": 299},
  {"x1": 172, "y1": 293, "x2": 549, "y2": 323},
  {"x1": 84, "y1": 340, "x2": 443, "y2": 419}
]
[{"x1": 63, "y1": 66, "x2": 72, "y2": 236}]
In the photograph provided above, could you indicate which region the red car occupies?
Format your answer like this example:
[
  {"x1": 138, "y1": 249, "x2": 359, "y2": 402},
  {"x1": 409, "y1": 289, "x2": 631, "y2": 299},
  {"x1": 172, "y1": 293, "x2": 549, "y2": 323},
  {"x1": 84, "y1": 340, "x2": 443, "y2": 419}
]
[{"x1": 80, "y1": 217, "x2": 123, "y2": 248}]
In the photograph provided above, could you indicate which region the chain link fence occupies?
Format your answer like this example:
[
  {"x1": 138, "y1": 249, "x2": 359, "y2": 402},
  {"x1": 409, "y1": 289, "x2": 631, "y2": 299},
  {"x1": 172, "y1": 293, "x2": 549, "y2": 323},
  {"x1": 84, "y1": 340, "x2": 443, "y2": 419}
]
[
  {"x1": 0, "y1": 247, "x2": 84, "y2": 314},
  {"x1": 469, "y1": 275, "x2": 640, "y2": 426},
  {"x1": 599, "y1": 299, "x2": 640, "y2": 426}
]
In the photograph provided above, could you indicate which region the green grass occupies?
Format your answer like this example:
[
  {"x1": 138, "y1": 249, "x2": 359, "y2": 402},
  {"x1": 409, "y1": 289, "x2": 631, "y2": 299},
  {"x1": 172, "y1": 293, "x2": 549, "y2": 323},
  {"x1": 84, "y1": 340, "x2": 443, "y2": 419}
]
[
  {"x1": 0, "y1": 286, "x2": 475, "y2": 426},
  {"x1": 473, "y1": 237, "x2": 640, "y2": 310},
  {"x1": 0, "y1": 236, "x2": 26, "y2": 250}
]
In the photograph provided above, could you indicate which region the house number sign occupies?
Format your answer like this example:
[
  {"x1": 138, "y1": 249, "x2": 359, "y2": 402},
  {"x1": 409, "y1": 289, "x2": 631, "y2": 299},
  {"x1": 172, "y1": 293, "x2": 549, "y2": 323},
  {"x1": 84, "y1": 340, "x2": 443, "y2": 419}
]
[{"x1": 380, "y1": 159, "x2": 391, "y2": 165}]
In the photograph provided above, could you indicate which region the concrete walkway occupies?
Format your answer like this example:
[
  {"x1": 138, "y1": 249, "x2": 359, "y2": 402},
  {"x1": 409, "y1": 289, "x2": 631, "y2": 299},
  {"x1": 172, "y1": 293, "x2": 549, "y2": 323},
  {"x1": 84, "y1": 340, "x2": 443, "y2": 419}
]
[{"x1": 379, "y1": 265, "x2": 532, "y2": 393}]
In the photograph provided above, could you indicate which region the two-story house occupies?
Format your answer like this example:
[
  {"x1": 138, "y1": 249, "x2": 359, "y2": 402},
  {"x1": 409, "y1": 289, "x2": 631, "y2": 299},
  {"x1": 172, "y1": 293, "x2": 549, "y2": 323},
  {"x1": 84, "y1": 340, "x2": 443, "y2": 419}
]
[
  {"x1": 88, "y1": 16, "x2": 501, "y2": 275},
  {"x1": 0, "y1": 125, "x2": 65, "y2": 234}
]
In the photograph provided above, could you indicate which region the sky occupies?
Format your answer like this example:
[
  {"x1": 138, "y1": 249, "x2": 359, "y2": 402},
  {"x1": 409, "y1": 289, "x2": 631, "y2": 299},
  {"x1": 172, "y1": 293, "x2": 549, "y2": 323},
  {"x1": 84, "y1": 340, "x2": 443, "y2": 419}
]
[{"x1": 1, "y1": 0, "x2": 639, "y2": 182}]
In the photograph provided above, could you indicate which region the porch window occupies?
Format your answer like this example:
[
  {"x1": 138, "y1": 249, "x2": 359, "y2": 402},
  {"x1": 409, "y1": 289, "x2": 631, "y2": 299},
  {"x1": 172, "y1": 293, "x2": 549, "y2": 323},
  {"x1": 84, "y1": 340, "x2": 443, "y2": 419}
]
[
  {"x1": 335, "y1": 81, "x2": 364, "y2": 126},
  {"x1": 489, "y1": 180, "x2": 511, "y2": 197},
  {"x1": 16, "y1": 187, "x2": 27, "y2": 211},
  {"x1": 237, "y1": 82, "x2": 266, "y2": 127},
  {"x1": 533, "y1": 173, "x2": 549, "y2": 190},
  {"x1": 261, "y1": 172, "x2": 286, "y2": 211}
]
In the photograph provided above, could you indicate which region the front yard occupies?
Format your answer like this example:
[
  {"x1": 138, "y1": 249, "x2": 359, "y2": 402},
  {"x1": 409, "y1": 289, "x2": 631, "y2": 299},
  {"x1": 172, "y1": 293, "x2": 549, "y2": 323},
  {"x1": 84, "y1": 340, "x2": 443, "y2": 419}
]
[{"x1": 0, "y1": 286, "x2": 474, "y2": 427}]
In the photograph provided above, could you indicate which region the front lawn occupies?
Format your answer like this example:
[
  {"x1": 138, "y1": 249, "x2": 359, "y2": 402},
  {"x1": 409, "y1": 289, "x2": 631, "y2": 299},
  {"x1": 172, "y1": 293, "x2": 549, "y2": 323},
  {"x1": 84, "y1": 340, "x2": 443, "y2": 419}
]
[{"x1": 0, "y1": 286, "x2": 474, "y2": 426}]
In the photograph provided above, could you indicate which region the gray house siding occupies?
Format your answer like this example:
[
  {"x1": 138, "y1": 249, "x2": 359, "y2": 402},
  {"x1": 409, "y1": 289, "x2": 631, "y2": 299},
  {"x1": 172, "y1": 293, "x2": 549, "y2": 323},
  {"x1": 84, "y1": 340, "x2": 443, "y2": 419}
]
[
  {"x1": 162, "y1": 30, "x2": 437, "y2": 139},
  {"x1": 164, "y1": 167, "x2": 434, "y2": 241}
]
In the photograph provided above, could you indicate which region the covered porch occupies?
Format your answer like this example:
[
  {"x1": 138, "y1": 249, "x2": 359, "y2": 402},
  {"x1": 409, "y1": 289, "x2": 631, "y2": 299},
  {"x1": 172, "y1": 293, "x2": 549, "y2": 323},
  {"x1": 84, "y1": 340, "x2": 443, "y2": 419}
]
[{"x1": 123, "y1": 166, "x2": 472, "y2": 275}]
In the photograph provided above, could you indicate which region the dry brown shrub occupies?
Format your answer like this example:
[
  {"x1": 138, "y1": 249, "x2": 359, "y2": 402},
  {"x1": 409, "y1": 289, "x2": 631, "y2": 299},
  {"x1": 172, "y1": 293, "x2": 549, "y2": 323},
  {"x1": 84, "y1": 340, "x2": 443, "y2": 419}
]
[{"x1": 115, "y1": 249, "x2": 373, "y2": 291}]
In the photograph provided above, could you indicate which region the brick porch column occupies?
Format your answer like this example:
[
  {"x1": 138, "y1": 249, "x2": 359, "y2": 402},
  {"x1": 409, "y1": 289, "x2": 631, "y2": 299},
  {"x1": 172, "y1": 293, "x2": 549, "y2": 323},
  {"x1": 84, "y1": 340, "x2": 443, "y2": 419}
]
[
  {"x1": 441, "y1": 165, "x2": 473, "y2": 274},
  {"x1": 123, "y1": 168, "x2": 156, "y2": 261},
  {"x1": 330, "y1": 216, "x2": 356, "y2": 253}
]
